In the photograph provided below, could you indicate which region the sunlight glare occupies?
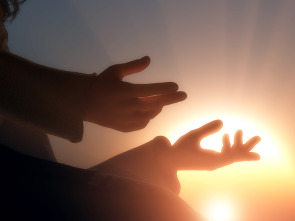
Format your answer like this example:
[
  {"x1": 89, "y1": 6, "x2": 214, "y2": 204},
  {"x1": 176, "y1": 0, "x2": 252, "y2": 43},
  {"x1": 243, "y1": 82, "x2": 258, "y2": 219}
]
[
  {"x1": 204, "y1": 197, "x2": 236, "y2": 221},
  {"x1": 168, "y1": 115, "x2": 286, "y2": 164}
]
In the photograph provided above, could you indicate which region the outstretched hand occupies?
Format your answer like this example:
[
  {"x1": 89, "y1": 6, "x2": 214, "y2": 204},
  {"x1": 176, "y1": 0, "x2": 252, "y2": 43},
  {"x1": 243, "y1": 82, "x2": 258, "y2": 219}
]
[
  {"x1": 167, "y1": 120, "x2": 260, "y2": 171},
  {"x1": 84, "y1": 56, "x2": 187, "y2": 132}
]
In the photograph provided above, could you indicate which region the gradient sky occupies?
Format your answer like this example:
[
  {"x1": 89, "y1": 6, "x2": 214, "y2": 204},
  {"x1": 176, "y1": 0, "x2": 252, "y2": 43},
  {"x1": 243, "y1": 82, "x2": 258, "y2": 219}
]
[{"x1": 6, "y1": 0, "x2": 295, "y2": 220}]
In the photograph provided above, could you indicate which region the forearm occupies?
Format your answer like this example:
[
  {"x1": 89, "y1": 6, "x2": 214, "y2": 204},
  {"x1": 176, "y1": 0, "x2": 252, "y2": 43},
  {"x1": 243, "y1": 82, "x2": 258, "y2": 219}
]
[
  {"x1": 91, "y1": 136, "x2": 181, "y2": 194},
  {"x1": 0, "y1": 51, "x2": 94, "y2": 142}
]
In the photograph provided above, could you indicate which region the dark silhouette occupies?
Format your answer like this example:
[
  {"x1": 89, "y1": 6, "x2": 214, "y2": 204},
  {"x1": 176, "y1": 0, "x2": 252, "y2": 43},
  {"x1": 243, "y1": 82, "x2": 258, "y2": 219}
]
[
  {"x1": 84, "y1": 56, "x2": 187, "y2": 132},
  {"x1": 0, "y1": 1, "x2": 260, "y2": 220}
]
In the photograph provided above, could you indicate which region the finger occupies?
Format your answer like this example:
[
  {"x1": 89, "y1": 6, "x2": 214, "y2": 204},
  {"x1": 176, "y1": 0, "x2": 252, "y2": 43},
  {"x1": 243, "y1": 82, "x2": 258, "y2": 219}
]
[
  {"x1": 133, "y1": 107, "x2": 163, "y2": 120},
  {"x1": 243, "y1": 136, "x2": 261, "y2": 152},
  {"x1": 149, "y1": 108, "x2": 163, "y2": 119},
  {"x1": 186, "y1": 120, "x2": 223, "y2": 142},
  {"x1": 113, "y1": 56, "x2": 151, "y2": 80},
  {"x1": 138, "y1": 92, "x2": 187, "y2": 109},
  {"x1": 238, "y1": 152, "x2": 260, "y2": 161},
  {"x1": 119, "y1": 119, "x2": 151, "y2": 132},
  {"x1": 152, "y1": 136, "x2": 172, "y2": 147},
  {"x1": 133, "y1": 82, "x2": 179, "y2": 97},
  {"x1": 233, "y1": 130, "x2": 243, "y2": 148},
  {"x1": 221, "y1": 133, "x2": 231, "y2": 153}
]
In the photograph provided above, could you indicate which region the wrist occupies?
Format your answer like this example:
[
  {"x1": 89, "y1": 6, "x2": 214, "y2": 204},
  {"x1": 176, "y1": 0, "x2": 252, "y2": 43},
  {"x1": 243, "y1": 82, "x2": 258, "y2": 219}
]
[{"x1": 81, "y1": 73, "x2": 97, "y2": 122}]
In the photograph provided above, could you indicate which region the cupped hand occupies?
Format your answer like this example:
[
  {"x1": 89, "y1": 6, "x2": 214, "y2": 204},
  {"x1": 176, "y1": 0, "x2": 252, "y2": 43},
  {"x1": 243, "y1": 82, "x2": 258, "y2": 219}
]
[
  {"x1": 84, "y1": 56, "x2": 187, "y2": 132},
  {"x1": 168, "y1": 120, "x2": 260, "y2": 171}
]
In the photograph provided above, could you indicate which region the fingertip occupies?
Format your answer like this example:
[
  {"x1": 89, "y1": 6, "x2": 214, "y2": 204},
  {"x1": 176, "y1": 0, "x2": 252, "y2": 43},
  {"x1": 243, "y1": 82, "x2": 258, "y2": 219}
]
[
  {"x1": 177, "y1": 91, "x2": 187, "y2": 100},
  {"x1": 256, "y1": 136, "x2": 261, "y2": 142},
  {"x1": 223, "y1": 133, "x2": 229, "y2": 139},
  {"x1": 153, "y1": 136, "x2": 171, "y2": 146},
  {"x1": 141, "y1": 55, "x2": 150, "y2": 59},
  {"x1": 167, "y1": 82, "x2": 179, "y2": 91},
  {"x1": 235, "y1": 129, "x2": 243, "y2": 136},
  {"x1": 222, "y1": 133, "x2": 231, "y2": 152},
  {"x1": 250, "y1": 152, "x2": 260, "y2": 161},
  {"x1": 214, "y1": 119, "x2": 223, "y2": 128},
  {"x1": 253, "y1": 153, "x2": 261, "y2": 161},
  {"x1": 253, "y1": 136, "x2": 261, "y2": 146},
  {"x1": 141, "y1": 56, "x2": 151, "y2": 64}
]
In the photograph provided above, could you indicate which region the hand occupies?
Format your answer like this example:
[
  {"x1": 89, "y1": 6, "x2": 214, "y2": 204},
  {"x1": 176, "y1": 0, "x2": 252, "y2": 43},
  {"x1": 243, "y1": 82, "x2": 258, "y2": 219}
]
[
  {"x1": 84, "y1": 56, "x2": 187, "y2": 132},
  {"x1": 221, "y1": 129, "x2": 261, "y2": 164},
  {"x1": 167, "y1": 120, "x2": 260, "y2": 171}
]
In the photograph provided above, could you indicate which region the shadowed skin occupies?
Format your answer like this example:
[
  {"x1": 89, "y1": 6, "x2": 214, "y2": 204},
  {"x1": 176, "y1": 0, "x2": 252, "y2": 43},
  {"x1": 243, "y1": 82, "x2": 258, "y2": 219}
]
[
  {"x1": 85, "y1": 56, "x2": 187, "y2": 132},
  {"x1": 90, "y1": 120, "x2": 260, "y2": 221}
]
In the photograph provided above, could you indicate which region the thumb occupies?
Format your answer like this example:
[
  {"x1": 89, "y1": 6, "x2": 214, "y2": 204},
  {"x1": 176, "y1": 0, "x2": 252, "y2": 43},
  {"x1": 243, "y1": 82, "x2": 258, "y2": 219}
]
[{"x1": 114, "y1": 56, "x2": 150, "y2": 80}]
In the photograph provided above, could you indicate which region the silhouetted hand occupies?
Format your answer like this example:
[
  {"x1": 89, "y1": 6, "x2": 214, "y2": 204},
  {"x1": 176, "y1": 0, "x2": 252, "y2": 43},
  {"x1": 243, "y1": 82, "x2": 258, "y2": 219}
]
[
  {"x1": 166, "y1": 120, "x2": 260, "y2": 171},
  {"x1": 84, "y1": 56, "x2": 187, "y2": 132}
]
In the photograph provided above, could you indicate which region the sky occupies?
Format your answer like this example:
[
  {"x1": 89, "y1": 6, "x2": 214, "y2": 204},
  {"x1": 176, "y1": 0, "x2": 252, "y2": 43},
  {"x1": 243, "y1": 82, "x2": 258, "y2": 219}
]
[{"x1": 6, "y1": 0, "x2": 295, "y2": 220}]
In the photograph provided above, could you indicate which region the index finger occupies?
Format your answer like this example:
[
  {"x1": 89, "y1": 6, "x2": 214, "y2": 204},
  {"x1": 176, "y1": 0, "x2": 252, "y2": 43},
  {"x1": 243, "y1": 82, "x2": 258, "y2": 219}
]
[
  {"x1": 133, "y1": 82, "x2": 179, "y2": 97},
  {"x1": 137, "y1": 91, "x2": 187, "y2": 110}
]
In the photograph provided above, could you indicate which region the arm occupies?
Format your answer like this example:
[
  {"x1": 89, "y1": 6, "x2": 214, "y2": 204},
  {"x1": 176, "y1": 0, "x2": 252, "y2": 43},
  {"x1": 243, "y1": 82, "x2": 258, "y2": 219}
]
[
  {"x1": 0, "y1": 51, "x2": 92, "y2": 142},
  {"x1": 95, "y1": 120, "x2": 260, "y2": 195},
  {"x1": 90, "y1": 136, "x2": 180, "y2": 193},
  {"x1": 0, "y1": 53, "x2": 186, "y2": 142}
]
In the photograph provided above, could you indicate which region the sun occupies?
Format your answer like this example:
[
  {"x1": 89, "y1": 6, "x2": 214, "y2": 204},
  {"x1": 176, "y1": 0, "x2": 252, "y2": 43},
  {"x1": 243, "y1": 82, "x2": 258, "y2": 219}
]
[
  {"x1": 203, "y1": 197, "x2": 236, "y2": 221},
  {"x1": 165, "y1": 113, "x2": 294, "y2": 221},
  {"x1": 167, "y1": 114, "x2": 286, "y2": 164}
]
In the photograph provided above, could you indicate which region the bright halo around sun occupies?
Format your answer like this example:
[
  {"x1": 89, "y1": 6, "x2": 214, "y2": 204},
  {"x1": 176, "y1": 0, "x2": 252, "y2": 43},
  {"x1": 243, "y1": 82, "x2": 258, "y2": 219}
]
[
  {"x1": 203, "y1": 197, "x2": 236, "y2": 221},
  {"x1": 168, "y1": 114, "x2": 289, "y2": 167}
]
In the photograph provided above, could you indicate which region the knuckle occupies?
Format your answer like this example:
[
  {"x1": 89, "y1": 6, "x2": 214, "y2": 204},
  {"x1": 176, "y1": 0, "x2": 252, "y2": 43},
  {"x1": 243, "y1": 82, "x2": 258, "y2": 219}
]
[
  {"x1": 208, "y1": 165, "x2": 217, "y2": 171},
  {"x1": 119, "y1": 119, "x2": 150, "y2": 132},
  {"x1": 105, "y1": 65, "x2": 122, "y2": 78},
  {"x1": 125, "y1": 83, "x2": 136, "y2": 96},
  {"x1": 154, "y1": 107, "x2": 163, "y2": 115},
  {"x1": 149, "y1": 108, "x2": 162, "y2": 119},
  {"x1": 154, "y1": 136, "x2": 171, "y2": 146},
  {"x1": 118, "y1": 126, "x2": 133, "y2": 133},
  {"x1": 109, "y1": 64, "x2": 120, "y2": 72},
  {"x1": 136, "y1": 120, "x2": 150, "y2": 130}
]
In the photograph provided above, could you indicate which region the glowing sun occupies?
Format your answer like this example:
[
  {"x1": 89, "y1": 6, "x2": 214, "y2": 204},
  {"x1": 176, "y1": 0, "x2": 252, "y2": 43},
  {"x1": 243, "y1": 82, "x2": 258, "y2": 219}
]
[
  {"x1": 204, "y1": 197, "x2": 236, "y2": 221},
  {"x1": 168, "y1": 114, "x2": 287, "y2": 165}
]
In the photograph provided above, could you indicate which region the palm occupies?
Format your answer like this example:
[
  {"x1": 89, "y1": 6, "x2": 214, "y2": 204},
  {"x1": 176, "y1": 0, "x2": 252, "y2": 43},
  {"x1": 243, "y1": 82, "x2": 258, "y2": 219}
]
[{"x1": 170, "y1": 120, "x2": 261, "y2": 171}]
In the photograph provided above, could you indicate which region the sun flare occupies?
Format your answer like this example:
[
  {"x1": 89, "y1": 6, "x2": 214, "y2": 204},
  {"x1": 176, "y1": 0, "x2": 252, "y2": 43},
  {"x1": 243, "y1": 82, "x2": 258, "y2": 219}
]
[
  {"x1": 167, "y1": 114, "x2": 289, "y2": 167},
  {"x1": 170, "y1": 113, "x2": 295, "y2": 221},
  {"x1": 204, "y1": 197, "x2": 236, "y2": 221}
]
